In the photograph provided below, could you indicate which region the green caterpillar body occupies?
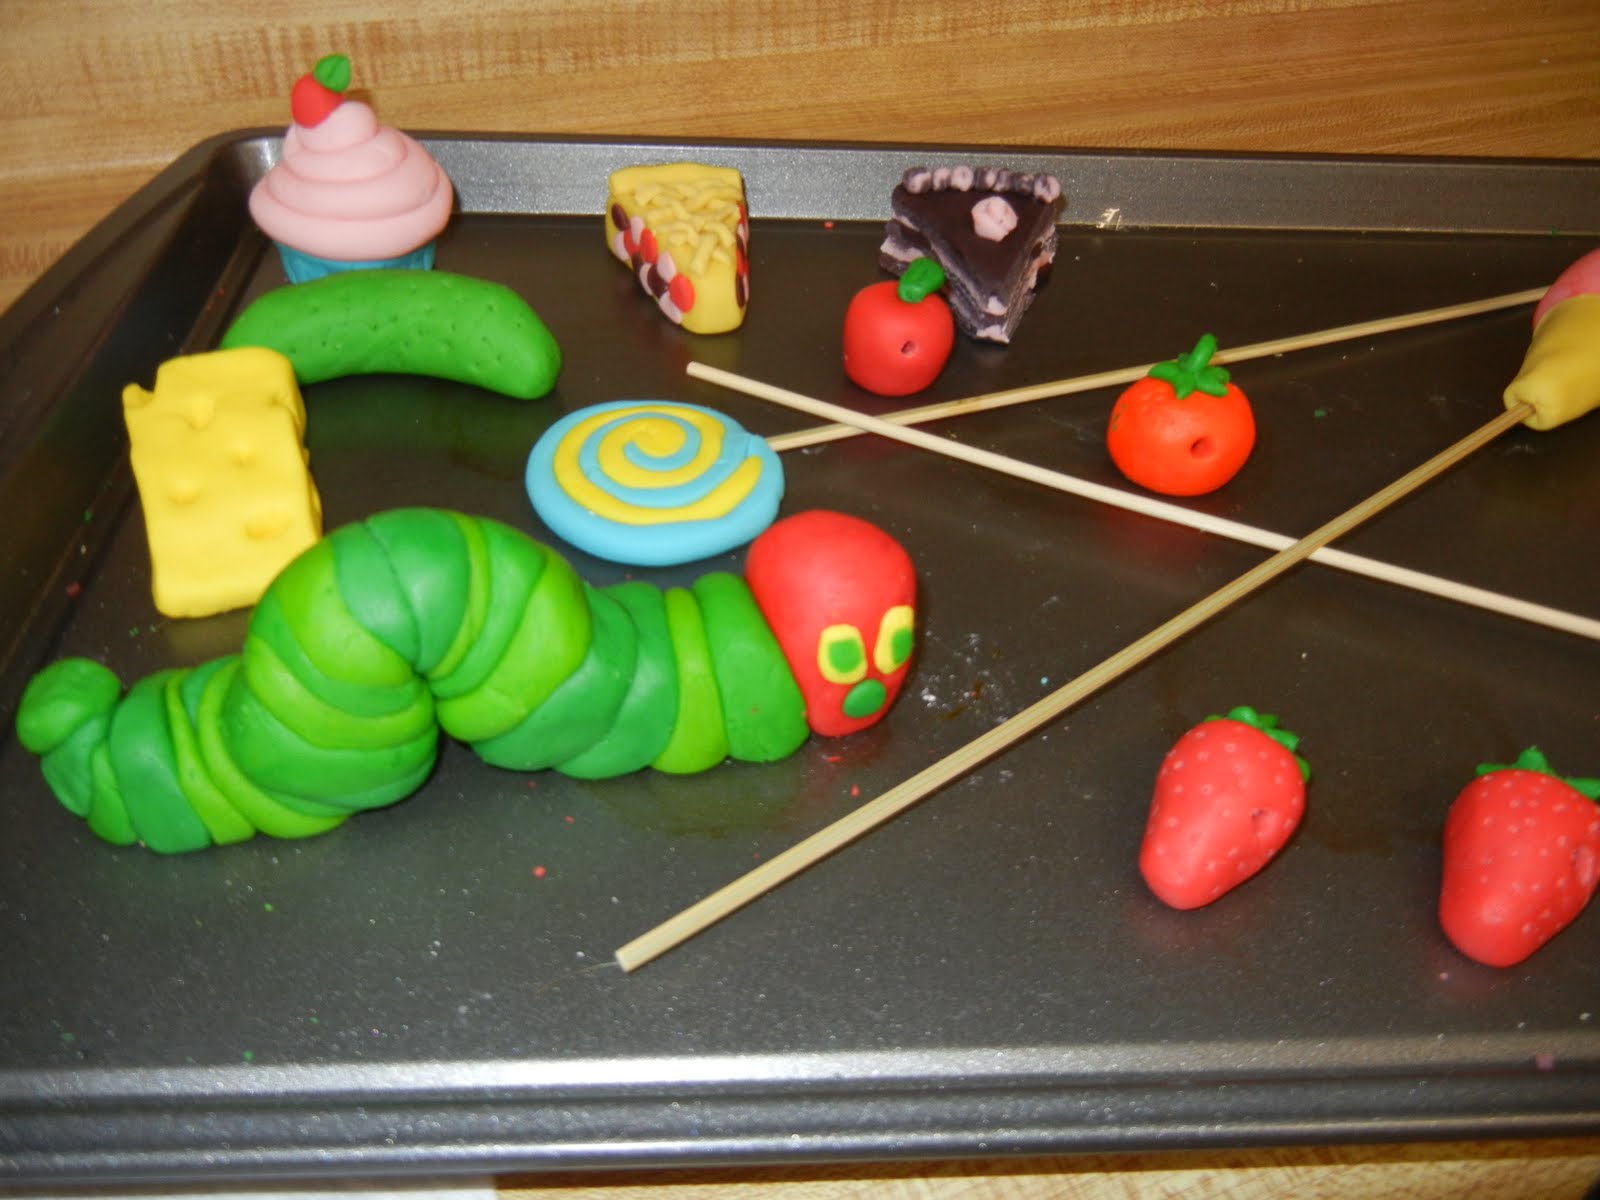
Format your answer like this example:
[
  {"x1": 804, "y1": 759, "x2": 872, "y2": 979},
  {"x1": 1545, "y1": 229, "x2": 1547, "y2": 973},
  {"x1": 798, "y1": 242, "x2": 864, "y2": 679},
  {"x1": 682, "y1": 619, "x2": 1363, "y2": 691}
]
[
  {"x1": 219, "y1": 270, "x2": 562, "y2": 400},
  {"x1": 15, "y1": 509, "x2": 815, "y2": 854}
]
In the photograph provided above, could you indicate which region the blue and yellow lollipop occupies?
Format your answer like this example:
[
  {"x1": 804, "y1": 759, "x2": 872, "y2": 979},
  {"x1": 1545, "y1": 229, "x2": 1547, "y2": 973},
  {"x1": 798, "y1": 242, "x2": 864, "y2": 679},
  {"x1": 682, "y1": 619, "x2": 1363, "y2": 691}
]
[{"x1": 525, "y1": 400, "x2": 784, "y2": 566}]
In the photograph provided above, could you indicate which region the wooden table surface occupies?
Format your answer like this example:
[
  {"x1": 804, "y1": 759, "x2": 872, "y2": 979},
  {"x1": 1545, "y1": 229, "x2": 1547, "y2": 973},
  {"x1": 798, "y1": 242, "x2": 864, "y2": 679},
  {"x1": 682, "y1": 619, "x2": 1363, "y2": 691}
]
[{"x1": 3, "y1": 2, "x2": 1598, "y2": 1195}]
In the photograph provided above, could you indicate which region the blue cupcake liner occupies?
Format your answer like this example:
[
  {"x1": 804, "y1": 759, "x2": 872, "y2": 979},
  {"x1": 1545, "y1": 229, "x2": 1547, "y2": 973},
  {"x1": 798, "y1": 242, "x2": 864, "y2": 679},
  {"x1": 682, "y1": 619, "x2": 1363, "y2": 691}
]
[{"x1": 274, "y1": 241, "x2": 436, "y2": 284}]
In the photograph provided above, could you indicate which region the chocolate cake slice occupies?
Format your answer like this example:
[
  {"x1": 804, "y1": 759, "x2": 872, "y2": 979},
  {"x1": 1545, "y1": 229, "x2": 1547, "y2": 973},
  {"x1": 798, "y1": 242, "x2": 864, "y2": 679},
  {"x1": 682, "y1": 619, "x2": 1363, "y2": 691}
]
[{"x1": 878, "y1": 165, "x2": 1064, "y2": 343}]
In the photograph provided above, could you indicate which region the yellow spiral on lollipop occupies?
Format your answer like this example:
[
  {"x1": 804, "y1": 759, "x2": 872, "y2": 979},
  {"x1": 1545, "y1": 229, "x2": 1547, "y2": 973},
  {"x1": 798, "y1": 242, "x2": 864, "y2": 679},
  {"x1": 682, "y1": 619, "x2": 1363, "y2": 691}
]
[{"x1": 555, "y1": 404, "x2": 752, "y2": 520}]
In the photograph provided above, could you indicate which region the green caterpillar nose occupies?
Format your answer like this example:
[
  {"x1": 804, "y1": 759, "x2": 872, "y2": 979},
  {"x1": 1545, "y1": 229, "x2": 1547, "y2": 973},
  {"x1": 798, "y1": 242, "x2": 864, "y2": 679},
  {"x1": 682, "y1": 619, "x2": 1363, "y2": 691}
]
[{"x1": 842, "y1": 679, "x2": 887, "y2": 720}]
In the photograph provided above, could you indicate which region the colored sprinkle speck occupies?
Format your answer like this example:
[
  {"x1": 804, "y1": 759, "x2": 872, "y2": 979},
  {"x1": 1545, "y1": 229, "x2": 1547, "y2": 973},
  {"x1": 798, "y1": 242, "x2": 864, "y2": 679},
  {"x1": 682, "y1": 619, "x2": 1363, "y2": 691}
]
[
  {"x1": 242, "y1": 1050, "x2": 255, "y2": 1062},
  {"x1": 532, "y1": 865, "x2": 547, "y2": 879},
  {"x1": 65, "y1": 582, "x2": 81, "y2": 598},
  {"x1": 263, "y1": 902, "x2": 274, "y2": 913},
  {"x1": 849, "y1": 784, "x2": 861, "y2": 798},
  {"x1": 59, "y1": 1032, "x2": 75, "y2": 1044},
  {"x1": 563, "y1": 815, "x2": 574, "y2": 824},
  {"x1": 1313, "y1": 407, "x2": 1329, "y2": 419}
]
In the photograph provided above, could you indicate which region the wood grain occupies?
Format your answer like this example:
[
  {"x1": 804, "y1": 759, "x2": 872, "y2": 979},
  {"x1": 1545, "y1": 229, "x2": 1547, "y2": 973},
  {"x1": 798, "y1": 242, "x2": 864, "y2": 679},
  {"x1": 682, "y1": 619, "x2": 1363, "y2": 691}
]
[
  {"x1": 2, "y1": 0, "x2": 1597, "y2": 313},
  {"x1": 1, "y1": 1, "x2": 1596, "y2": 1194},
  {"x1": 500, "y1": 1139, "x2": 1600, "y2": 1198}
]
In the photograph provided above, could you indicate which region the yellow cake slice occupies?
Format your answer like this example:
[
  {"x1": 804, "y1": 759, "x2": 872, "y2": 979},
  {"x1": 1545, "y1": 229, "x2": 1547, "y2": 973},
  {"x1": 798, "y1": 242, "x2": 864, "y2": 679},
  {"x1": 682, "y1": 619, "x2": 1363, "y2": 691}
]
[
  {"x1": 605, "y1": 162, "x2": 750, "y2": 334},
  {"x1": 122, "y1": 346, "x2": 323, "y2": 618}
]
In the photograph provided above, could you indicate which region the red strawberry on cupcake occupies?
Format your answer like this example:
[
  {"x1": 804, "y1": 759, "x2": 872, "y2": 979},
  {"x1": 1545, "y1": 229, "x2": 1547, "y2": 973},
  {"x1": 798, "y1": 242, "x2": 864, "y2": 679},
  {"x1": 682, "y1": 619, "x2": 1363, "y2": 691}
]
[{"x1": 290, "y1": 53, "x2": 351, "y2": 128}]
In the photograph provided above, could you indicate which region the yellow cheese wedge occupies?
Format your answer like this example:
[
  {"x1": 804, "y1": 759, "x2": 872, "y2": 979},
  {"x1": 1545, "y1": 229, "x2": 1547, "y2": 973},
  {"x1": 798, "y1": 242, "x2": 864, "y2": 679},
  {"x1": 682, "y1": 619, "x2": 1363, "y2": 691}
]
[
  {"x1": 605, "y1": 162, "x2": 750, "y2": 334},
  {"x1": 1503, "y1": 294, "x2": 1600, "y2": 431},
  {"x1": 122, "y1": 347, "x2": 322, "y2": 617}
]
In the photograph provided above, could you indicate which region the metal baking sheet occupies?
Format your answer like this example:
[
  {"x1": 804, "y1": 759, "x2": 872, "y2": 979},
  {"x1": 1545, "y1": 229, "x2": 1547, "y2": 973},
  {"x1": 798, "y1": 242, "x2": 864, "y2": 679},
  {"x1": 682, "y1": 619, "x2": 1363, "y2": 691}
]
[{"x1": 1, "y1": 134, "x2": 1596, "y2": 1183}]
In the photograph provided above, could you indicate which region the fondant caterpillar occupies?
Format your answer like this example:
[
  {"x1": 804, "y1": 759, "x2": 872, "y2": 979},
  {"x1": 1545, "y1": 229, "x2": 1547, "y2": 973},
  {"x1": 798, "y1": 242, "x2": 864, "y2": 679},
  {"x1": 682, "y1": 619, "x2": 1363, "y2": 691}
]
[{"x1": 15, "y1": 507, "x2": 916, "y2": 854}]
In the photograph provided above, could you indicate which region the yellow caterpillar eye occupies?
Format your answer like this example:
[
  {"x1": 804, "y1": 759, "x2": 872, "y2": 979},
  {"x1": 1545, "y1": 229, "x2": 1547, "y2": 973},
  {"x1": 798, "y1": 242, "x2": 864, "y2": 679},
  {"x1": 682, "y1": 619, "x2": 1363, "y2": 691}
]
[
  {"x1": 873, "y1": 605, "x2": 915, "y2": 674},
  {"x1": 817, "y1": 624, "x2": 867, "y2": 684}
]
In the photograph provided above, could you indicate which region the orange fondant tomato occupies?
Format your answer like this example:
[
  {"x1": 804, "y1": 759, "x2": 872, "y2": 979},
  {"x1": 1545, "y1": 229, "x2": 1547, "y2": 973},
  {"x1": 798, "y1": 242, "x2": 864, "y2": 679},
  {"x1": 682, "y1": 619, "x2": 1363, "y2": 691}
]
[
  {"x1": 842, "y1": 257, "x2": 955, "y2": 397},
  {"x1": 1106, "y1": 335, "x2": 1255, "y2": 496}
]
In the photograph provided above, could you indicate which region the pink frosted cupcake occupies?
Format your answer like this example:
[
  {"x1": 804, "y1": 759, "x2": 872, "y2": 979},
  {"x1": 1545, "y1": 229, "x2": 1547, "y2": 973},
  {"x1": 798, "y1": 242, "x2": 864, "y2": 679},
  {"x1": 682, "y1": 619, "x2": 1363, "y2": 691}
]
[{"x1": 248, "y1": 54, "x2": 454, "y2": 284}]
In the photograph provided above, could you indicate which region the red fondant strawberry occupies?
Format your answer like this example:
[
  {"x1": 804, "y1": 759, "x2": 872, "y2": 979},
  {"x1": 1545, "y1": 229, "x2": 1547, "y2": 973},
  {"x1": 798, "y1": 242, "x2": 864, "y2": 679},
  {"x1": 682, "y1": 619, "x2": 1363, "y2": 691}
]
[
  {"x1": 1139, "y1": 706, "x2": 1309, "y2": 910},
  {"x1": 290, "y1": 53, "x2": 352, "y2": 128},
  {"x1": 1438, "y1": 747, "x2": 1600, "y2": 968}
]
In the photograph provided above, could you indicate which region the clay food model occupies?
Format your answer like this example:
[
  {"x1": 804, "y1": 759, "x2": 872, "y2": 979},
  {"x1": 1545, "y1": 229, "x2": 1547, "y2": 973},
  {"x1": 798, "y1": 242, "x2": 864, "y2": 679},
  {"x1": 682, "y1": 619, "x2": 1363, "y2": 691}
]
[
  {"x1": 841, "y1": 257, "x2": 956, "y2": 396},
  {"x1": 249, "y1": 54, "x2": 454, "y2": 284},
  {"x1": 1504, "y1": 246, "x2": 1600, "y2": 431},
  {"x1": 525, "y1": 401, "x2": 784, "y2": 567},
  {"x1": 744, "y1": 510, "x2": 916, "y2": 737},
  {"x1": 1106, "y1": 334, "x2": 1257, "y2": 496},
  {"x1": 606, "y1": 163, "x2": 750, "y2": 334},
  {"x1": 1139, "y1": 706, "x2": 1309, "y2": 910},
  {"x1": 123, "y1": 347, "x2": 322, "y2": 618},
  {"x1": 15, "y1": 508, "x2": 916, "y2": 854},
  {"x1": 1438, "y1": 747, "x2": 1600, "y2": 967},
  {"x1": 221, "y1": 270, "x2": 562, "y2": 400},
  {"x1": 879, "y1": 165, "x2": 1063, "y2": 343}
]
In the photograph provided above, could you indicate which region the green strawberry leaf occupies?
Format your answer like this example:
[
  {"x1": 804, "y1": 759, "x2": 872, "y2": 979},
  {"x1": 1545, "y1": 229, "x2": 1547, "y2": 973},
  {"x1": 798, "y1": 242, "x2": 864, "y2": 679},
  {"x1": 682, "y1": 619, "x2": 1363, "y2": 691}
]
[
  {"x1": 313, "y1": 54, "x2": 352, "y2": 94},
  {"x1": 1205, "y1": 704, "x2": 1310, "y2": 782},
  {"x1": 1476, "y1": 745, "x2": 1600, "y2": 800}
]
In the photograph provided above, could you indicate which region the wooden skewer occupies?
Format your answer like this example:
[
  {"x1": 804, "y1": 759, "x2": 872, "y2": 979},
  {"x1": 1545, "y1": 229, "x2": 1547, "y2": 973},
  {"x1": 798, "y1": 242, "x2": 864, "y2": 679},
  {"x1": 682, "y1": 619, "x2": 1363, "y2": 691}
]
[
  {"x1": 614, "y1": 403, "x2": 1534, "y2": 972},
  {"x1": 767, "y1": 288, "x2": 1544, "y2": 452},
  {"x1": 692, "y1": 362, "x2": 1600, "y2": 644}
]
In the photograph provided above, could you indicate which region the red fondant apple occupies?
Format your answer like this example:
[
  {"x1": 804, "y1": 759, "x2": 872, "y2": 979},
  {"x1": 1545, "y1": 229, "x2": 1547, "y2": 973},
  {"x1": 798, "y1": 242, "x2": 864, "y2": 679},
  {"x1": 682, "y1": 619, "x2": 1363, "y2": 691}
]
[
  {"x1": 842, "y1": 257, "x2": 955, "y2": 397},
  {"x1": 290, "y1": 54, "x2": 352, "y2": 127}
]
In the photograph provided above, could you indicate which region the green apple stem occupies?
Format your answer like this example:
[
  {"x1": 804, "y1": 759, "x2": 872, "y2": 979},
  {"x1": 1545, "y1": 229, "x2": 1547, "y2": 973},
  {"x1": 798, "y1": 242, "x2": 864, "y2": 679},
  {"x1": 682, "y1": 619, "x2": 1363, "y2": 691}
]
[{"x1": 897, "y1": 257, "x2": 946, "y2": 304}]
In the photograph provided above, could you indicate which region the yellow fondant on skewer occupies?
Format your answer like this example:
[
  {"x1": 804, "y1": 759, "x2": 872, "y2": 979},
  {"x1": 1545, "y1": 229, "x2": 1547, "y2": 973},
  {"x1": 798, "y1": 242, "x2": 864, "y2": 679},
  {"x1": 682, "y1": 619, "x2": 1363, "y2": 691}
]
[{"x1": 1504, "y1": 249, "x2": 1600, "y2": 432}]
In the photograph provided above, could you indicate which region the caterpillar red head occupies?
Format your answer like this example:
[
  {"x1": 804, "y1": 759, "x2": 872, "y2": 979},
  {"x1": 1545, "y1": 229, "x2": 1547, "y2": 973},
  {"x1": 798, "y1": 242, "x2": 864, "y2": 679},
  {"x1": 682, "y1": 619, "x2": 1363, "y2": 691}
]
[{"x1": 745, "y1": 510, "x2": 917, "y2": 738}]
